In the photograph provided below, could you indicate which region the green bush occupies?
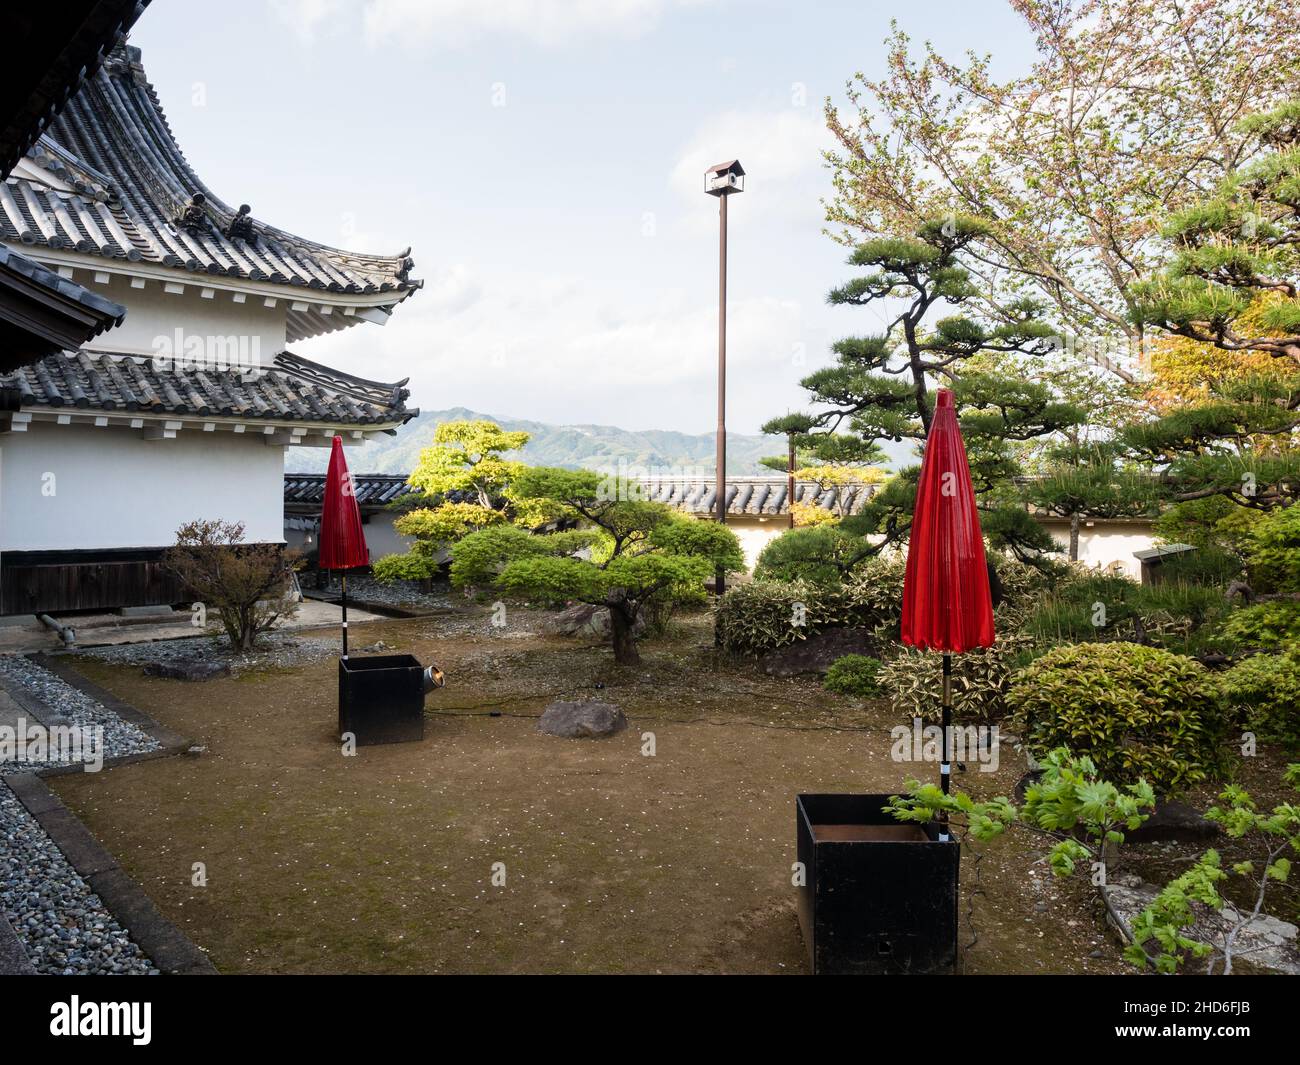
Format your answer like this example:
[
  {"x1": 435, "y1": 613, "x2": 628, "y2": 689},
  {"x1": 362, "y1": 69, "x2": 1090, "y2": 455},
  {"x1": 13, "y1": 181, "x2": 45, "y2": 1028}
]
[
  {"x1": 824, "y1": 655, "x2": 884, "y2": 697},
  {"x1": 1246, "y1": 505, "x2": 1300, "y2": 594},
  {"x1": 878, "y1": 634, "x2": 1037, "y2": 723},
  {"x1": 716, "y1": 555, "x2": 907, "y2": 656},
  {"x1": 1219, "y1": 599, "x2": 1300, "y2": 649},
  {"x1": 371, "y1": 552, "x2": 440, "y2": 584},
  {"x1": 1217, "y1": 648, "x2": 1300, "y2": 752},
  {"x1": 754, "y1": 525, "x2": 865, "y2": 587},
  {"x1": 1007, "y1": 642, "x2": 1226, "y2": 794}
]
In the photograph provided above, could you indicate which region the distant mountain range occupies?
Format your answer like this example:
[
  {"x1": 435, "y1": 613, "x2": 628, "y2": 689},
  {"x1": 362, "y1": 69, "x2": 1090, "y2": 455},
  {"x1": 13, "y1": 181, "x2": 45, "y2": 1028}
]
[{"x1": 284, "y1": 407, "x2": 782, "y2": 476}]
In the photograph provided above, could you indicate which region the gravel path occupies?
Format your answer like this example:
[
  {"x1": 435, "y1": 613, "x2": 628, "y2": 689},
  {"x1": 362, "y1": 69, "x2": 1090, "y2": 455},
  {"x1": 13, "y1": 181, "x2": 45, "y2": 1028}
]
[
  {"x1": 317, "y1": 575, "x2": 457, "y2": 611},
  {"x1": 83, "y1": 631, "x2": 339, "y2": 676},
  {"x1": 0, "y1": 781, "x2": 157, "y2": 974},
  {"x1": 0, "y1": 655, "x2": 159, "y2": 771}
]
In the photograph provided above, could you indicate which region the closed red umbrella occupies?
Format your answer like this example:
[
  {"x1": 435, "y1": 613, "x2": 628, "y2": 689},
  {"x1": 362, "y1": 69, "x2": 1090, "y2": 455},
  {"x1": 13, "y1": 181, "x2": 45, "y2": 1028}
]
[
  {"x1": 319, "y1": 435, "x2": 369, "y2": 660},
  {"x1": 901, "y1": 389, "x2": 995, "y2": 838}
]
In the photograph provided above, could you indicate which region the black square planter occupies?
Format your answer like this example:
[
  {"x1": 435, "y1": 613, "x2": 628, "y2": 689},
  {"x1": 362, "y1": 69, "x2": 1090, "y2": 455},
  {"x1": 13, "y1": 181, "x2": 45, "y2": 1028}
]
[
  {"x1": 338, "y1": 654, "x2": 425, "y2": 745},
  {"x1": 796, "y1": 793, "x2": 959, "y2": 975}
]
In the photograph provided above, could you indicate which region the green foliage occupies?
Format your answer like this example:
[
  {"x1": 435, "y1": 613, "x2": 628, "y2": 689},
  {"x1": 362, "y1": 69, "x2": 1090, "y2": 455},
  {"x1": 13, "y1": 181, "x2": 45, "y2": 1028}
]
[
  {"x1": 1124, "y1": 852, "x2": 1226, "y2": 973},
  {"x1": 1247, "y1": 505, "x2": 1300, "y2": 593},
  {"x1": 454, "y1": 467, "x2": 743, "y2": 663},
  {"x1": 753, "y1": 525, "x2": 867, "y2": 587},
  {"x1": 1217, "y1": 647, "x2": 1300, "y2": 751},
  {"x1": 1017, "y1": 571, "x2": 1230, "y2": 654},
  {"x1": 1219, "y1": 599, "x2": 1300, "y2": 649},
  {"x1": 1008, "y1": 642, "x2": 1227, "y2": 795},
  {"x1": 449, "y1": 526, "x2": 599, "y2": 589},
  {"x1": 716, "y1": 557, "x2": 909, "y2": 656},
  {"x1": 823, "y1": 655, "x2": 884, "y2": 698},
  {"x1": 878, "y1": 634, "x2": 1036, "y2": 723},
  {"x1": 371, "y1": 552, "x2": 440, "y2": 584}
]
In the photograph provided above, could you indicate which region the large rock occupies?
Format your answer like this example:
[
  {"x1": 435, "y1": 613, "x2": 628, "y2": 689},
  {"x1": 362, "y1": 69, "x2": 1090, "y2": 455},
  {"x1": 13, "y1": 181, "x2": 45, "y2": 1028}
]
[
  {"x1": 538, "y1": 700, "x2": 627, "y2": 739},
  {"x1": 1105, "y1": 874, "x2": 1300, "y2": 975},
  {"x1": 760, "y1": 627, "x2": 880, "y2": 677},
  {"x1": 1125, "y1": 800, "x2": 1221, "y2": 844},
  {"x1": 143, "y1": 659, "x2": 230, "y2": 682},
  {"x1": 541, "y1": 603, "x2": 645, "y2": 640}
]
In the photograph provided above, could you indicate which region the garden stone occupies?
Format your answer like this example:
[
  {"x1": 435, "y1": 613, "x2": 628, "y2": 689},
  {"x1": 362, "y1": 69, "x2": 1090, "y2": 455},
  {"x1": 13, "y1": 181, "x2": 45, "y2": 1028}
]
[
  {"x1": 760, "y1": 627, "x2": 880, "y2": 677},
  {"x1": 538, "y1": 700, "x2": 627, "y2": 739},
  {"x1": 142, "y1": 660, "x2": 231, "y2": 682},
  {"x1": 542, "y1": 603, "x2": 644, "y2": 640},
  {"x1": 1125, "y1": 801, "x2": 1220, "y2": 844}
]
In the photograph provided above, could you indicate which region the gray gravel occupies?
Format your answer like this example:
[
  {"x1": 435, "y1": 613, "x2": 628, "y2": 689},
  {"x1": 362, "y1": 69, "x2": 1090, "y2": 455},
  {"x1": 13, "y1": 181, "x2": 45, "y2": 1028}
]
[
  {"x1": 83, "y1": 630, "x2": 339, "y2": 676},
  {"x1": 0, "y1": 656, "x2": 159, "y2": 772},
  {"x1": 0, "y1": 782, "x2": 157, "y2": 974},
  {"x1": 319, "y1": 575, "x2": 457, "y2": 611}
]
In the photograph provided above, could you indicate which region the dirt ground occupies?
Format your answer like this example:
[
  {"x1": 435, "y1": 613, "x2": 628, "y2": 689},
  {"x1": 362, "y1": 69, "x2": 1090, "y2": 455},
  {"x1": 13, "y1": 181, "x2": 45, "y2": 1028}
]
[{"x1": 49, "y1": 602, "x2": 1157, "y2": 975}]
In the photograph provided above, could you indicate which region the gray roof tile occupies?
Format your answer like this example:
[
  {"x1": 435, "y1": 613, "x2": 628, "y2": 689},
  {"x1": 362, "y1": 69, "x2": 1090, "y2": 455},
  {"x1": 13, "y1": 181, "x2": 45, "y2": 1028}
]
[{"x1": 1, "y1": 348, "x2": 416, "y2": 427}]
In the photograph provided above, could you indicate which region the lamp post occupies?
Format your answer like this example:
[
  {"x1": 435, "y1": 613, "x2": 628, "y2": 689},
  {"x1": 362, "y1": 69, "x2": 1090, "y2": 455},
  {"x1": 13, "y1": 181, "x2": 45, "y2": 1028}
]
[{"x1": 704, "y1": 159, "x2": 744, "y2": 595}]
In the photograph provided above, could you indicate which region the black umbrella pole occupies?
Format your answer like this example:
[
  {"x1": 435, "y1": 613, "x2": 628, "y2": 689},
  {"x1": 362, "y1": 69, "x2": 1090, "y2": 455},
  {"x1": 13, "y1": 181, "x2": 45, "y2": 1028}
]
[
  {"x1": 341, "y1": 571, "x2": 349, "y2": 661},
  {"x1": 940, "y1": 653, "x2": 952, "y2": 841}
]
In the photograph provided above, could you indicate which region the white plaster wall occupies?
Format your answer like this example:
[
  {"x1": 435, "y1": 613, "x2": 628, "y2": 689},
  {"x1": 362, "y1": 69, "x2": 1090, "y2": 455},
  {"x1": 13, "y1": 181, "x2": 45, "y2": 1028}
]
[
  {"x1": 726, "y1": 518, "x2": 1155, "y2": 578},
  {"x1": 1044, "y1": 525, "x2": 1154, "y2": 580},
  {"x1": 0, "y1": 422, "x2": 285, "y2": 550},
  {"x1": 283, "y1": 514, "x2": 413, "y2": 562},
  {"x1": 78, "y1": 272, "x2": 286, "y2": 368}
]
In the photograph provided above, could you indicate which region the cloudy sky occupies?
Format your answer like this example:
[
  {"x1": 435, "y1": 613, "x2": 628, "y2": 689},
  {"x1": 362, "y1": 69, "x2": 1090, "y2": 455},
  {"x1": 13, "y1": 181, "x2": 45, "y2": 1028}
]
[{"x1": 131, "y1": 0, "x2": 1033, "y2": 435}]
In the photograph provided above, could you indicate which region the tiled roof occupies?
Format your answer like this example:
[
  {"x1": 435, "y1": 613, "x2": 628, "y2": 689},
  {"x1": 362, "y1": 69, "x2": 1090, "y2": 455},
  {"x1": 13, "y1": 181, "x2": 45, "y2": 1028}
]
[
  {"x1": 0, "y1": 244, "x2": 125, "y2": 370},
  {"x1": 0, "y1": 1, "x2": 149, "y2": 179},
  {"x1": 1, "y1": 348, "x2": 417, "y2": 428},
  {"x1": 1, "y1": 44, "x2": 421, "y2": 302},
  {"x1": 284, "y1": 473, "x2": 416, "y2": 510},
  {"x1": 642, "y1": 478, "x2": 877, "y2": 517},
  {"x1": 0, "y1": 243, "x2": 124, "y2": 326}
]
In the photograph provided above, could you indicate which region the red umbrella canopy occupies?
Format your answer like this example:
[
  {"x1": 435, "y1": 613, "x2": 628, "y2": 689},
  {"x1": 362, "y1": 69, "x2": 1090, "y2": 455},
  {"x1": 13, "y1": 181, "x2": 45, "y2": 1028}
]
[
  {"x1": 901, "y1": 389, "x2": 995, "y2": 653},
  {"x1": 318, "y1": 436, "x2": 369, "y2": 570}
]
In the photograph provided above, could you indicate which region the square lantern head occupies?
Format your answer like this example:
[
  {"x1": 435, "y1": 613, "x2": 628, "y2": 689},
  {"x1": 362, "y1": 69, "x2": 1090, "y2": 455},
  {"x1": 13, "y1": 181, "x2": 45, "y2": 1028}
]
[{"x1": 704, "y1": 159, "x2": 745, "y2": 196}]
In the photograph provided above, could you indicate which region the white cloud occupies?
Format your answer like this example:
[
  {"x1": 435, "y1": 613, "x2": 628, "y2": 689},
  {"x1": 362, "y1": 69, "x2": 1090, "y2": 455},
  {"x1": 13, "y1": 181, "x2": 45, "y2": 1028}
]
[
  {"x1": 308, "y1": 264, "x2": 806, "y2": 431},
  {"x1": 362, "y1": 0, "x2": 711, "y2": 48},
  {"x1": 670, "y1": 109, "x2": 821, "y2": 213},
  {"x1": 269, "y1": 0, "x2": 346, "y2": 45}
]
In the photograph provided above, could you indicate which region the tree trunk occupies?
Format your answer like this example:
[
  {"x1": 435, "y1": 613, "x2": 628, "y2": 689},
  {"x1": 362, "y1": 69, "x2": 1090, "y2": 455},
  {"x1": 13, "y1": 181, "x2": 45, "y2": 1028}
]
[
  {"x1": 1069, "y1": 512, "x2": 1081, "y2": 562},
  {"x1": 608, "y1": 597, "x2": 641, "y2": 666}
]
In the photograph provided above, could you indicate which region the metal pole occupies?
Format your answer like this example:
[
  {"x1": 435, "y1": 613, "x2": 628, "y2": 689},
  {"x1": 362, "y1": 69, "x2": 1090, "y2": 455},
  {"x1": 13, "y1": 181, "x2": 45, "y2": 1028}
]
[
  {"x1": 787, "y1": 433, "x2": 796, "y2": 530},
  {"x1": 940, "y1": 653, "x2": 952, "y2": 841},
  {"x1": 341, "y1": 570, "x2": 349, "y2": 661},
  {"x1": 714, "y1": 192, "x2": 728, "y2": 595}
]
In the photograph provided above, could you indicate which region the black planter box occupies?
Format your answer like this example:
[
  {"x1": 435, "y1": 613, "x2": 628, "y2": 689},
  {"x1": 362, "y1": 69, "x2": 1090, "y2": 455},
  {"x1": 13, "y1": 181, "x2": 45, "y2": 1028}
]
[
  {"x1": 338, "y1": 654, "x2": 425, "y2": 745},
  {"x1": 796, "y1": 793, "x2": 959, "y2": 975}
]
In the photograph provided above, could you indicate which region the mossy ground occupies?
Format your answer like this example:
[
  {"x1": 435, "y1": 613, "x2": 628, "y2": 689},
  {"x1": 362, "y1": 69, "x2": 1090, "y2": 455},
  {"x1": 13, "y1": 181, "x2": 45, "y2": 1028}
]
[{"x1": 51, "y1": 602, "x2": 1282, "y2": 974}]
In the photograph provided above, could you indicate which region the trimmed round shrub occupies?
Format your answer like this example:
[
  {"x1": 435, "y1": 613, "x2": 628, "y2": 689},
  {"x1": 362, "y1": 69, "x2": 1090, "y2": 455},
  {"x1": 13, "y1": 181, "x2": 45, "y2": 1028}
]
[
  {"x1": 754, "y1": 525, "x2": 862, "y2": 587},
  {"x1": 1217, "y1": 648, "x2": 1300, "y2": 752},
  {"x1": 715, "y1": 555, "x2": 907, "y2": 656},
  {"x1": 824, "y1": 655, "x2": 884, "y2": 697},
  {"x1": 1007, "y1": 642, "x2": 1226, "y2": 795}
]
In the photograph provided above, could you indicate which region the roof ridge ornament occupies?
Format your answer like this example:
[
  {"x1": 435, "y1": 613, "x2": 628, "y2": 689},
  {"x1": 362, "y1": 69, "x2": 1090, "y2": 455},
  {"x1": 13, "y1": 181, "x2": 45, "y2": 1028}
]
[
  {"x1": 225, "y1": 203, "x2": 258, "y2": 244},
  {"x1": 174, "y1": 192, "x2": 211, "y2": 234}
]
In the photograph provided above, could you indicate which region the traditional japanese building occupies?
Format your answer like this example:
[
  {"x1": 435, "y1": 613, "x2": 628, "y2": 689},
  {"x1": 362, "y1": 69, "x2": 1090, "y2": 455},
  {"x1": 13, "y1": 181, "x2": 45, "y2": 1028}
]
[{"x1": 0, "y1": 43, "x2": 421, "y2": 615}]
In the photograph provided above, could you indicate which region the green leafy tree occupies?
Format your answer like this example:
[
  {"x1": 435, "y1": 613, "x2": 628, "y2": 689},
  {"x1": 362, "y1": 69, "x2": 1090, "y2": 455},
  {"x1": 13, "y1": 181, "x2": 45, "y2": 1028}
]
[
  {"x1": 374, "y1": 420, "x2": 549, "y2": 584},
  {"x1": 451, "y1": 468, "x2": 743, "y2": 664},
  {"x1": 826, "y1": 3, "x2": 1300, "y2": 380},
  {"x1": 768, "y1": 215, "x2": 1083, "y2": 565}
]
